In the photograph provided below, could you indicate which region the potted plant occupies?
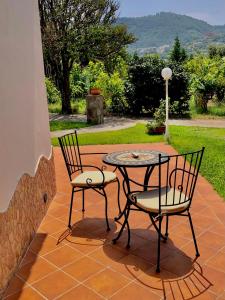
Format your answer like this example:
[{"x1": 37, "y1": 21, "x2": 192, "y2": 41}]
[{"x1": 146, "y1": 100, "x2": 166, "y2": 135}]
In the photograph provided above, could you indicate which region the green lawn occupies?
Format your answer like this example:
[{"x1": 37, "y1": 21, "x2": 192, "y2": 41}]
[
  {"x1": 169, "y1": 126, "x2": 225, "y2": 200},
  {"x1": 51, "y1": 123, "x2": 164, "y2": 145},
  {"x1": 190, "y1": 101, "x2": 225, "y2": 119},
  {"x1": 52, "y1": 124, "x2": 225, "y2": 199},
  {"x1": 49, "y1": 99, "x2": 86, "y2": 114},
  {"x1": 50, "y1": 120, "x2": 89, "y2": 132}
]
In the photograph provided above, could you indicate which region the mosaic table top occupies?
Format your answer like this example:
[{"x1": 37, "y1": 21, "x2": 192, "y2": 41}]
[{"x1": 103, "y1": 150, "x2": 169, "y2": 167}]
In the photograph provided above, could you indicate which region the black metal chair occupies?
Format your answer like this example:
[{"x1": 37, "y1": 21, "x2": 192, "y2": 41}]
[
  {"x1": 58, "y1": 131, "x2": 120, "y2": 231},
  {"x1": 113, "y1": 147, "x2": 205, "y2": 272}
]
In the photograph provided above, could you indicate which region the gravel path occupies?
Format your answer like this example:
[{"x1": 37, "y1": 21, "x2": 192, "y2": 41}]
[{"x1": 50, "y1": 113, "x2": 225, "y2": 138}]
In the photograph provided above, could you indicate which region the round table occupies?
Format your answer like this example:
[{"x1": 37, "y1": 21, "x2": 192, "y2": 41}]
[{"x1": 103, "y1": 149, "x2": 169, "y2": 219}]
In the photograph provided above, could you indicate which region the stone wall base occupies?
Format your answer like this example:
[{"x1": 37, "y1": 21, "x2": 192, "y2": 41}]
[{"x1": 0, "y1": 150, "x2": 56, "y2": 297}]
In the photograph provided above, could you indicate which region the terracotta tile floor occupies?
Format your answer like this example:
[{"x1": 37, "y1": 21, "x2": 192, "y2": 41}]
[{"x1": 3, "y1": 143, "x2": 225, "y2": 299}]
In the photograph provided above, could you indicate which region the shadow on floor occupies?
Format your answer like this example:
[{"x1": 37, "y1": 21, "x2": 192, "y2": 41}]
[
  {"x1": 55, "y1": 217, "x2": 212, "y2": 300},
  {"x1": 3, "y1": 233, "x2": 48, "y2": 299}
]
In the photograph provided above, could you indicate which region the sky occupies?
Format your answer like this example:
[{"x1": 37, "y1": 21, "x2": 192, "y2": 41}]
[{"x1": 119, "y1": 0, "x2": 225, "y2": 25}]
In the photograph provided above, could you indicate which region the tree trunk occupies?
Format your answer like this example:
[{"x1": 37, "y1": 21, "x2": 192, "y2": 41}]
[
  {"x1": 59, "y1": 68, "x2": 72, "y2": 114},
  {"x1": 195, "y1": 93, "x2": 208, "y2": 113}
]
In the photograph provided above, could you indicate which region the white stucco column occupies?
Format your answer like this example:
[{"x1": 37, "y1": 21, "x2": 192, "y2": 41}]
[{"x1": 0, "y1": 0, "x2": 52, "y2": 212}]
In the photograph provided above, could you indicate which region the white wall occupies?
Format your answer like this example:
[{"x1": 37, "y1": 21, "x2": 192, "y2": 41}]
[{"x1": 0, "y1": 0, "x2": 52, "y2": 212}]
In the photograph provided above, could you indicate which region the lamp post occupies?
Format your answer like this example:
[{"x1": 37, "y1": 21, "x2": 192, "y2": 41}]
[{"x1": 161, "y1": 67, "x2": 172, "y2": 140}]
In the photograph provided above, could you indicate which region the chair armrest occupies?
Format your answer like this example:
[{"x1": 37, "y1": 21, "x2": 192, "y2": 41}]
[
  {"x1": 169, "y1": 168, "x2": 195, "y2": 191},
  {"x1": 80, "y1": 152, "x2": 108, "y2": 156}
]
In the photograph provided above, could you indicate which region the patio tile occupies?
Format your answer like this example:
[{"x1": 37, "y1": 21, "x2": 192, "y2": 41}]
[
  {"x1": 131, "y1": 240, "x2": 175, "y2": 264},
  {"x1": 173, "y1": 221, "x2": 204, "y2": 240},
  {"x1": 136, "y1": 266, "x2": 177, "y2": 297},
  {"x1": 57, "y1": 284, "x2": 103, "y2": 300},
  {"x1": 29, "y1": 234, "x2": 63, "y2": 256},
  {"x1": 160, "y1": 252, "x2": 193, "y2": 277},
  {"x1": 38, "y1": 219, "x2": 66, "y2": 235},
  {"x1": 16, "y1": 257, "x2": 56, "y2": 284},
  {"x1": 5, "y1": 144, "x2": 225, "y2": 299},
  {"x1": 88, "y1": 244, "x2": 128, "y2": 267},
  {"x1": 110, "y1": 253, "x2": 153, "y2": 280},
  {"x1": 43, "y1": 244, "x2": 83, "y2": 268},
  {"x1": 62, "y1": 256, "x2": 105, "y2": 282},
  {"x1": 110, "y1": 282, "x2": 161, "y2": 299},
  {"x1": 84, "y1": 268, "x2": 130, "y2": 298},
  {"x1": 206, "y1": 251, "x2": 225, "y2": 273},
  {"x1": 198, "y1": 231, "x2": 225, "y2": 251},
  {"x1": 64, "y1": 234, "x2": 105, "y2": 254},
  {"x1": 32, "y1": 270, "x2": 78, "y2": 299},
  {"x1": 20, "y1": 250, "x2": 38, "y2": 267},
  {"x1": 53, "y1": 193, "x2": 71, "y2": 206},
  {"x1": 3, "y1": 275, "x2": 26, "y2": 298},
  {"x1": 4, "y1": 287, "x2": 44, "y2": 300},
  {"x1": 48, "y1": 204, "x2": 69, "y2": 218},
  {"x1": 181, "y1": 242, "x2": 216, "y2": 264},
  {"x1": 202, "y1": 265, "x2": 225, "y2": 295}
]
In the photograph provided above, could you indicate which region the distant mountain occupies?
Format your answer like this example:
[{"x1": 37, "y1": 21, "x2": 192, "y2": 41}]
[{"x1": 117, "y1": 12, "x2": 225, "y2": 56}]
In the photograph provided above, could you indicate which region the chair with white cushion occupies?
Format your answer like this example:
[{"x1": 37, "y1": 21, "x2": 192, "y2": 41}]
[
  {"x1": 58, "y1": 131, "x2": 120, "y2": 231},
  {"x1": 112, "y1": 148, "x2": 205, "y2": 272}
]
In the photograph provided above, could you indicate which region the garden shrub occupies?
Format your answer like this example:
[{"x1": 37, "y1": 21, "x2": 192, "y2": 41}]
[
  {"x1": 125, "y1": 55, "x2": 190, "y2": 117},
  {"x1": 45, "y1": 77, "x2": 61, "y2": 104}
]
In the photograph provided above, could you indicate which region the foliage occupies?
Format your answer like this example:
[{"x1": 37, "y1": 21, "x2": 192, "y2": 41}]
[
  {"x1": 70, "y1": 64, "x2": 87, "y2": 99},
  {"x1": 39, "y1": 0, "x2": 135, "y2": 114},
  {"x1": 126, "y1": 54, "x2": 190, "y2": 116},
  {"x1": 146, "y1": 100, "x2": 165, "y2": 134},
  {"x1": 77, "y1": 59, "x2": 128, "y2": 114},
  {"x1": 169, "y1": 37, "x2": 187, "y2": 63},
  {"x1": 208, "y1": 45, "x2": 225, "y2": 58},
  {"x1": 186, "y1": 55, "x2": 225, "y2": 112},
  {"x1": 45, "y1": 78, "x2": 61, "y2": 104}
]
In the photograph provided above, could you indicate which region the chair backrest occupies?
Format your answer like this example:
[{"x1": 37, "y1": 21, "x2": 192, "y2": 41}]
[
  {"x1": 158, "y1": 147, "x2": 205, "y2": 212},
  {"x1": 58, "y1": 131, "x2": 82, "y2": 180}
]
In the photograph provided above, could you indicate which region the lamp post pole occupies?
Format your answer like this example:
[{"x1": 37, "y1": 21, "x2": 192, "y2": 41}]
[
  {"x1": 165, "y1": 78, "x2": 169, "y2": 139},
  {"x1": 161, "y1": 67, "x2": 172, "y2": 141}
]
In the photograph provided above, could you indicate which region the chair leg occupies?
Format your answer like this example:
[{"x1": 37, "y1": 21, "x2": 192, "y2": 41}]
[
  {"x1": 68, "y1": 188, "x2": 75, "y2": 229},
  {"x1": 126, "y1": 204, "x2": 131, "y2": 249},
  {"x1": 82, "y1": 189, "x2": 85, "y2": 212},
  {"x1": 188, "y1": 211, "x2": 200, "y2": 257},
  {"x1": 165, "y1": 215, "x2": 169, "y2": 239},
  {"x1": 102, "y1": 188, "x2": 110, "y2": 231},
  {"x1": 112, "y1": 203, "x2": 129, "y2": 244},
  {"x1": 156, "y1": 216, "x2": 162, "y2": 273},
  {"x1": 116, "y1": 178, "x2": 121, "y2": 214}
]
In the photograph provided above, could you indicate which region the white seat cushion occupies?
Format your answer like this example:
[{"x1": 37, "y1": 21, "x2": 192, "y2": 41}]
[
  {"x1": 129, "y1": 186, "x2": 190, "y2": 214},
  {"x1": 71, "y1": 171, "x2": 117, "y2": 187}
]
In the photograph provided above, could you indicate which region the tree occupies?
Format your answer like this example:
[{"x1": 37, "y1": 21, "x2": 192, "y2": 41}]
[
  {"x1": 170, "y1": 37, "x2": 187, "y2": 63},
  {"x1": 39, "y1": 0, "x2": 135, "y2": 114},
  {"x1": 186, "y1": 55, "x2": 225, "y2": 112},
  {"x1": 208, "y1": 45, "x2": 225, "y2": 59}
]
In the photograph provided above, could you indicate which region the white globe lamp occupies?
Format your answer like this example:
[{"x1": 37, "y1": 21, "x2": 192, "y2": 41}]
[{"x1": 161, "y1": 67, "x2": 172, "y2": 140}]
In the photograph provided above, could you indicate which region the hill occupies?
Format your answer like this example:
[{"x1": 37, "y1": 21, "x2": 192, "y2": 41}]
[{"x1": 117, "y1": 12, "x2": 225, "y2": 55}]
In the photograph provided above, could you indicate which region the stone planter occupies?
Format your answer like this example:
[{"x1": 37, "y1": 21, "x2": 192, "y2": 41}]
[{"x1": 86, "y1": 94, "x2": 104, "y2": 124}]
